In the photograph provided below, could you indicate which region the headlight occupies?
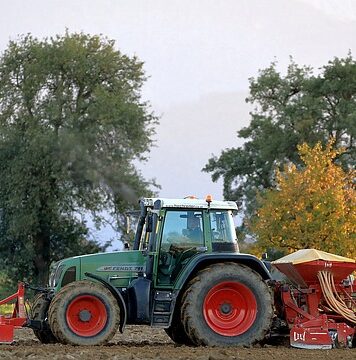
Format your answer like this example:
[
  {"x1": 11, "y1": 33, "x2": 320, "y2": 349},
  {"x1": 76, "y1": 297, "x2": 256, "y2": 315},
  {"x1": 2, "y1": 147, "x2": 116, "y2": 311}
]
[{"x1": 49, "y1": 262, "x2": 65, "y2": 287}]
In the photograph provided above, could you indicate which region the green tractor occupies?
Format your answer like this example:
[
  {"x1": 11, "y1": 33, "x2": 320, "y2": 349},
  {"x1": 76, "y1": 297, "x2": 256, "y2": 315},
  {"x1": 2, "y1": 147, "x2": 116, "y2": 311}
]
[{"x1": 32, "y1": 196, "x2": 273, "y2": 346}]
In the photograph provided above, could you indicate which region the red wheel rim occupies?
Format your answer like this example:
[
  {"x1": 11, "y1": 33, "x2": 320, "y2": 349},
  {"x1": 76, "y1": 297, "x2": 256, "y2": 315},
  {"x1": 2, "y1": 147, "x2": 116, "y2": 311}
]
[
  {"x1": 203, "y1": 281, "x2": 257, "y2": 336},
  {"x1": 66, "y1": 295, "x2": 107, "y2": 337}
]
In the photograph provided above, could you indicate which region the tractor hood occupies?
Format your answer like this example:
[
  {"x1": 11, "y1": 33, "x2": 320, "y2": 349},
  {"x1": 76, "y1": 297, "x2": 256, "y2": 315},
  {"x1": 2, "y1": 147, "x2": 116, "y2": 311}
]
[
  {"x1": 79, "y1": 250, "x2": 146, "y2": 274},
  {"x1": 50, "y1": 250, "x2": 146, "y2": 291}
]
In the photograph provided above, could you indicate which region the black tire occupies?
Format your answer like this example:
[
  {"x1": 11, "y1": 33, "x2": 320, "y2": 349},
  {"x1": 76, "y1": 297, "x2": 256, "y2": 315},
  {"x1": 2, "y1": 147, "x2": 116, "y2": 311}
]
[
  {"x1": 165, "y1": 324, "x2": 192, "y2": 345},
  {"x1": 48, "y1": 280, "x2": 120, "y2": 345},
  {"x1": 181, "y1": 262, "x2": 273, "y2": 346},
  {"x1": 31, "y1": 293, "x2": 57, "y2": 344},
  {"x1": 165, "y1": 309, "x2": 193, "y2": 345}
]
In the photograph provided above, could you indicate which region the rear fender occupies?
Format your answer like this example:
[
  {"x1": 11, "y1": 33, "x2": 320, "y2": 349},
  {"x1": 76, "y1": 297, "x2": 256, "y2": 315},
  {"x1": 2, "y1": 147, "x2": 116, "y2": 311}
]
[{"x1": 175, "y1": 253, "x2": 271, "y2": 292}]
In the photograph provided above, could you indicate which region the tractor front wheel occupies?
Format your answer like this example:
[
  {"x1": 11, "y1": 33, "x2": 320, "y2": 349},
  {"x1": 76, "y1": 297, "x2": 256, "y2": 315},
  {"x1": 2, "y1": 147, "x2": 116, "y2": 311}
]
[
  {"x1": 48, "y1": 281, "x2": 120, "y2": 345},
  {"x1": 181, "y1": 262, "x2": 273, "y2": 346}
]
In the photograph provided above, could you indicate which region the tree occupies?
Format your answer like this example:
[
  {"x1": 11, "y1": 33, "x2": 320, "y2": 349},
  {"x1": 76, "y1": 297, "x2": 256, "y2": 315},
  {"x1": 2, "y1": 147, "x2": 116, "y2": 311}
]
[
  {"x1": 204, "y1": 55, "x2": 356, "y2": 223},
  {"x1": 250, "y1": 140, "x2": 355, "y2": 258},
  {"x1": 0, "y1": 33, "x2": 157, "y2": 285}
]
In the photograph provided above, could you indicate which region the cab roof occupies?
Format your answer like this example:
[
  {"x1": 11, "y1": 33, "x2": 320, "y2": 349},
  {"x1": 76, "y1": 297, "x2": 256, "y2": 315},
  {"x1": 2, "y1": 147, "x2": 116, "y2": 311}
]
[{"x1": 142, "y1": 197, "x2": 238, "y2": 211}]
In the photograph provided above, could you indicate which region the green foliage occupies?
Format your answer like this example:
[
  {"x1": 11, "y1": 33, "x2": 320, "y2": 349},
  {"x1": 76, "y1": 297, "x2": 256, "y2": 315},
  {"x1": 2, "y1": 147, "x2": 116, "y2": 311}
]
[
  {"x1": 204, "y1": 55, "x2": 356, "y2": 223},
  {"x1": 0, "y1": 272, "x2": 14, "y2": 299},
  {"x1": 0, "y1": 33, "x2": 157, "y2": 285}
]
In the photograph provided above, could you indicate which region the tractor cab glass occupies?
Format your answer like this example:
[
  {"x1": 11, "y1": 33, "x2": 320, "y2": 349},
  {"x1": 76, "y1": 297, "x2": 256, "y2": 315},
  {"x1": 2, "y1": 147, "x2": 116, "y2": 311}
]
[
  {"x1": 209, "y1": 210, "x2": 239, "y2": 252},
  {"x1": 157, "y1": 210, "x2": 205, "y2": 285},
  {"x1": 161, "y1": 211, "x2": 203, "y2": 249}
]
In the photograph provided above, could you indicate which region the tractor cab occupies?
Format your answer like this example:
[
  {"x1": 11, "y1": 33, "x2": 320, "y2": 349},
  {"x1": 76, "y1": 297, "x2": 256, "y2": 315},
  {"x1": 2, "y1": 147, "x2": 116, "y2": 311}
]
[{"x1": 132, "y1": 196, "x2": 239, "y2": 286}]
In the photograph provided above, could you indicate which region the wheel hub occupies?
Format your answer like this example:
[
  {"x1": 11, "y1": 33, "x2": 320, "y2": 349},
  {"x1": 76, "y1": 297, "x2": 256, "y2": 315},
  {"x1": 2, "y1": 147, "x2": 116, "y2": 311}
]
[
  {"x1": 220, "y1": 303, "x2": 232, "y2": 315},
  {"x1": 78, "y1": 309, "x2": 91, "y2": 322}
]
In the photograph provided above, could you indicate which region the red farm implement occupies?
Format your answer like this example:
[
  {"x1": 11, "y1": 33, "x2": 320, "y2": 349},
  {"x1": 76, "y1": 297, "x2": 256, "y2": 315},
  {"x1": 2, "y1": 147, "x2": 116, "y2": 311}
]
[
  {"x1": 272, "y1": 249, "x2": 356, "y2": 349},
  {"x1": 0, "y1": 282, "x2": 27, "y2": 343}
]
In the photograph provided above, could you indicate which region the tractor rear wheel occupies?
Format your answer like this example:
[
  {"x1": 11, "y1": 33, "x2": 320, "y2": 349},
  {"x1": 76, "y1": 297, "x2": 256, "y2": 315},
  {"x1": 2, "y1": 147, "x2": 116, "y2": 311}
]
[
  {"x1": 165, "y1": 323, "x2": 192, "y2": 345},
  {"x1": 165, "y1": 306, "x2": 193, "y2": 345},
  {"x1": 48, "y1": 281, "x2": 120, "y2": 345},
  {"x1": 31, "y1": 293, "x2": 57, "y2": 344},
  {"x1": 181, "y1": 262, "x2": 273, "y2": 346}
]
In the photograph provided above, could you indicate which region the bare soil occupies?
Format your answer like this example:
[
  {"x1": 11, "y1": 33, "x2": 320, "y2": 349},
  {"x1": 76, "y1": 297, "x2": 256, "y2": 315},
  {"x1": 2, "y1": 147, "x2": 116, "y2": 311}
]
[{"x1": 0, "y1": 326, "x2": 354, "y2": 360}]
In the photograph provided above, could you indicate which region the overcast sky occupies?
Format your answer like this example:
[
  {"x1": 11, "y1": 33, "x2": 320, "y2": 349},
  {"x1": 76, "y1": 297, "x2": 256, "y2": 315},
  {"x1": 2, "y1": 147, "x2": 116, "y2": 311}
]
[{"x1": 1, "y1": 0, "x2": 355, "y2": 245}]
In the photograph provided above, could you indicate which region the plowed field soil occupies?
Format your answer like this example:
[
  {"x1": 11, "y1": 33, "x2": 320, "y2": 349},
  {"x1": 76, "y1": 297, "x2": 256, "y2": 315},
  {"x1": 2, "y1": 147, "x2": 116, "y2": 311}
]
[{"x1": 0, "y1": 327, "x2": 354, "y2": 360}]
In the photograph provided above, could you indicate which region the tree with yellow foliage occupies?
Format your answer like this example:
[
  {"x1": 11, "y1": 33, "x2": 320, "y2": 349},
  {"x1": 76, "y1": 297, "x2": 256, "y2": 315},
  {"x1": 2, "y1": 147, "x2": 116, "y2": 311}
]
[{"x1": 251, "y1": 140, "x2": 355, "y2": 258}]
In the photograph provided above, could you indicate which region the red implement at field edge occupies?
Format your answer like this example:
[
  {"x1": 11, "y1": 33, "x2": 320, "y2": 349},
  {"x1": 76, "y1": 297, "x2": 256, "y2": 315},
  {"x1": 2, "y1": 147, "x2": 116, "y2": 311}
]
[{"x1": 0, "y1": 282, "x2": 27, "y2": 343}]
